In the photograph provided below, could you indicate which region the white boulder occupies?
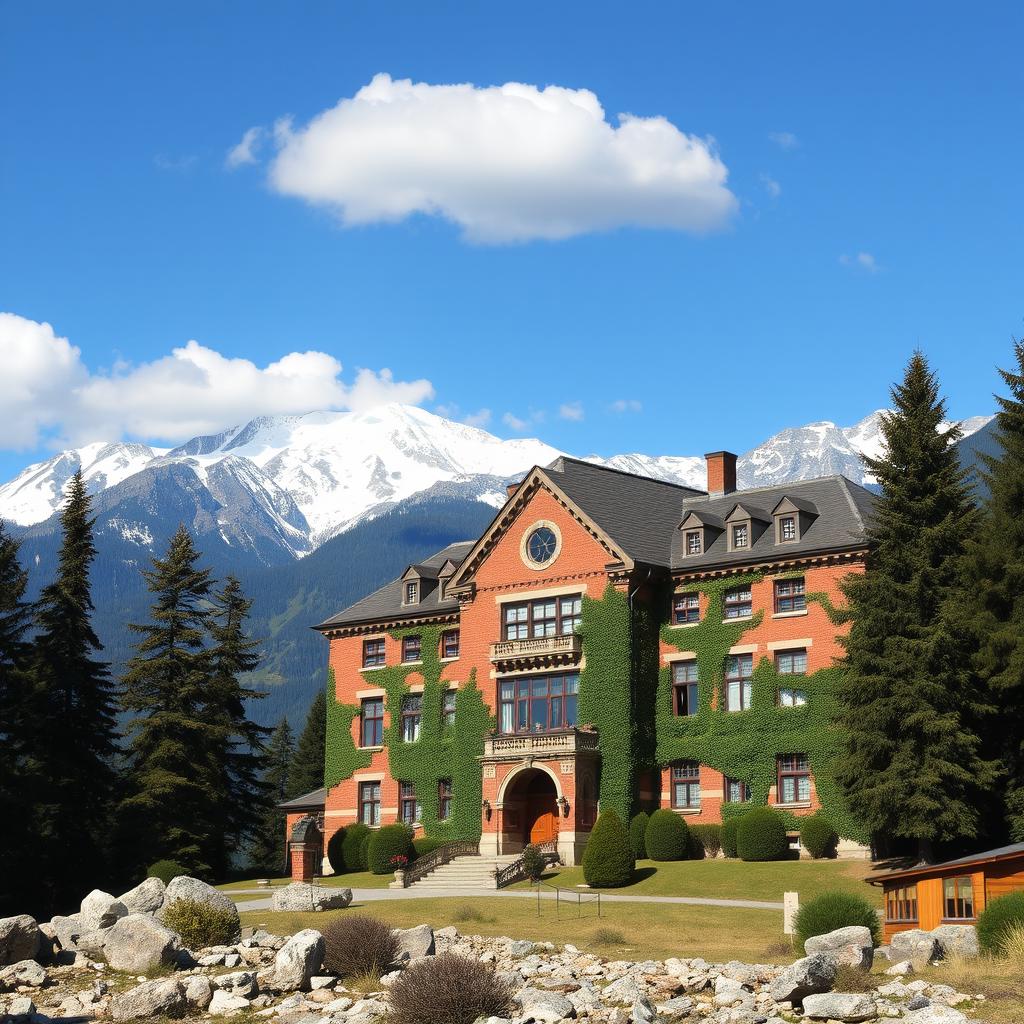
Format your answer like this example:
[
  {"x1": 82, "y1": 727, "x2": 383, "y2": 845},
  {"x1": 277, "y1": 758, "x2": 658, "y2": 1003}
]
[
  {"x1": 101, "y1": 914, "x2": 179, "y2": 973},
  {"x1": 0, "y1": 916, "x2": 41, "y2": 966},
  {"x1": 804, "y1": 925, "x2": 875, "y2": 970},
  {"x1": 272, "y1": 928, "x2": 325, "y2": 991},
  {"x1": 769, "y1": 953, "x2": 839, "y2": 1003},
  {"x1": 79, "y1": 889, "x2": 128, "y2": 930},
  {"x1": 110, "y1": 978, "x2": 186, "y2": 1021},
  {"x1": 271, "y1": 882, "x2": 352, "y2": 913},
  {"x1": 802, "y1": 992, "x2": 877, "y2": 1021},
  {"x1": 118, "y1": 876, "x2": 167, "y2": 916}
]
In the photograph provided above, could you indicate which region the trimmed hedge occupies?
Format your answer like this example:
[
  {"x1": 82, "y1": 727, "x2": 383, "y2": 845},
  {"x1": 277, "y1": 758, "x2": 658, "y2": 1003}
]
[
  {"x1": 629, "y1": 812, "x2": 649, "y2": 860},
  {"x1": 582, "y1": 810, "x2": 635, "y2": 888},
  {"x1": 645, "y1": 809, "x2": 689, "y2": 861},
  {"x1": 721, "y1": 816, "x2": 740, "y2": 858},
  {"x1": 736, "y1": 807, "x2": 789, "y2": 861},
  {"x1": 689, "y1": 824, "x2": 722, "y2": 860},
  {"x1": 342, "y1": 822, "x2": 371, "y2": 872},
  {"x1": 367, "y1": 823, "x2": 414, "y2": 874},
  {"x1": 799, "y1": 814, "x2": 838, "y2": 859},
  {"x1": 794, "y1": 890, "x2": 881, "y2": 949},
  {"x1": 148, "y1": 859, "x2": 187, "y2": 884},
  {"x1": 412, "y1": 836, "x2": 444, "y2": 859},
  {"x1": 327, "y1": 828, "x2": 347, "y2": 873},
  {"x1": 977, "y1": 891, "x2": 1024, "y2": 955}
]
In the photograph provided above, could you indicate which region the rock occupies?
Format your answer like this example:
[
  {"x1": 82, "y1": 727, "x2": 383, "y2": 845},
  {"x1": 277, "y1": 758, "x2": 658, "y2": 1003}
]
[
  {"x1": 518, "y1": 988, "x2": 576, "y2": 1022},
  {"x1": 802, "y1": 992, "x2": 877, "y2": 1021},
  {"x1": 903, "y1": 1007, "x2": 969, "y2": 1024},
  {"x1": 110, "y1": 978, "x2": 186, "y2": 1021},
  {"x1": 602, "y1": 975, "x2": 645, "y2": 1004},
  {"x1": 59, "y1": 995, "x2": 86, "y2": 1016},
  {"x1": 0, "y1": 916, "x2": 41, "y2": 966},
  {"x1": 884, "y1": 959, "x2": 913, "y2": 976},
  {"x1": 908, "y1": 995, "x2": 931, "y2": 1010},
  {"x1": 271, "y1": 882, "x2": 353, "y2": 913},
  {"x1": 804, "y1": 926, "x2": 875, "y2": 970},
  {"x1": 119, "y1": 877, "x2": 167, "y2": 916},
  {"x1": 214, "y1": 971, "x2": 258, "y2": 997},
  {"x1": 714, "y1": 975, "x2": 754, "y2": 1008},
  {"x1": 209, "y1": 989, "x2": 251, "y2": 1015},
  {"x1": 395, "y1": 924, "x2": 434, "y2": 960},
  {"x1": 48, "y1": 914, "x2": 85, "y2": 951},
  {"x1": 160, "y1": 876, "x2": 240, "y2": 937},
  {"x1": 508, "y1": 940, "x2": 535, "y2": 956},
  {"x1": 631, "y1": 995, "x2": 655, "y2": 1024},
  {"x1": 80, "y1": 889, "x2": 129, "y2": 930},
  {"x1": 768, "y1": 953, "x2": 838, "y2": 1004},
  {"x1": 888, "y1": 929, "x2": 941, "y2": 967},
  {"x1": 272, "y1": 929, "x2": 325, "y2": 991},
  {"x1": 323, "y1": 996, "x2": 354, "y2": 1013},
  {"x1": 73, "y1": 929, "x2": 109, "y2": 958},
  {"x1": 0, "y1": 959, "x2": 46, "y2": 989},
  {"x1": 184, "y1": 975, "x2": 213, "y2": 1010},
  {"x1": 309, "y1": 975, "x2": 336, "y2": 990},
  {"x1": 101, "y1": 914, "x2": 179, "y2": 973},
  {"x1": 929, "y1": 925, "x2": 979, "y2": 958},
  {"x1": 7, "y1": 996, "x2": 35, "y2": 1019}
]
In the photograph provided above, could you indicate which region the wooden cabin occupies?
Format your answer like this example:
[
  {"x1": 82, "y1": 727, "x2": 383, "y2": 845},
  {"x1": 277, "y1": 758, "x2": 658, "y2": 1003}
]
[{"x1": 870, "y1": 842, "x2": 1024, "y2": 941}]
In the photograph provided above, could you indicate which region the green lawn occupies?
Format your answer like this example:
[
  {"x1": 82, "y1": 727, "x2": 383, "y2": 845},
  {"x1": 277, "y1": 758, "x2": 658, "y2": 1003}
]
[
  {"x1": 218, "y1": 871, "x2": 392, "y2": 891},
  {"x1": 511, "y1": 857, "x2": 883, "y2": 906}
]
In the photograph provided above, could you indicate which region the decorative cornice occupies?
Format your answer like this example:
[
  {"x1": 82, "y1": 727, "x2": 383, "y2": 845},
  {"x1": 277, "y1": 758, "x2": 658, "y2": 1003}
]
[{"x1": 671, "y1": 547, "x2": 867, "y2": 586}]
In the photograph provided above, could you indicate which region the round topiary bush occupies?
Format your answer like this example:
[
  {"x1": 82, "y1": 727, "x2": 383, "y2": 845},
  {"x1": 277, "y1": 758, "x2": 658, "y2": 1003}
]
[
  {"x1": 629, "y1": 812, "x2": 649, "y2": 860},
  {"x1": 521, "y1": 844, "x2": 546, "y2": 882},
  {"x1": 342, "y1": 822, "x2": 371, "y2": 872},
  {"x1": 799, "y1": 814, "x2": 839, "y2": 859},
  {"x1": 977, "y1": 891, "x2": 1024, "y2": 955},
  {"x1": 689, "y1": 824, "x2": 722, "y2": 860},
  {"x1": 736, "y1": 807, "x2": 789, "y2": 861},
  {"x1": 582, "y1": 810, "x2": 634, "y2": 888},
  {"x1": 367, "y1": 822, "x2": 414, "y2": 874},
  {"x1": 645, "y1": 809, "x2": 690, "y2": 861},
  {"x1": 794, "y1": 890, "x2": 881, "y2": 949},
  {"x1": 148, "y1": 859, "x2": 187, "y2": 884},
  {"x1": 327, "y1": 828, "x2": 347, "y2": 873},
  {"x1": 412, "y1": 836, "x2": 444, "y2": 859},
  {"x1": 721, "y1": 816, "x2": 740, "y2": 858}
]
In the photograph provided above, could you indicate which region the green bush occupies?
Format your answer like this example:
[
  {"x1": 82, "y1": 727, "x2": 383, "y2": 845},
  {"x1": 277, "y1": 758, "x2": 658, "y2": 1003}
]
[
  {"x1": 794, "y1": 890, "x2": 880, "y2": 949},
  {"x1": 342, "y1": 822, "x2": 371, "y2": 872},
  {"x1": 412, "y1": 836, "x2": 444, "y2": 859},
  {"x1": 367, "y1": 823, "x2": 414, "y2": 874},
  {"x1": 799, "y1": 815, "x2": 838, "y2": 859},
  {"x1": 147, "y1": 859, "x2": 187, "y2": 884},
  {"x1": 736, "y1": 807, "x2": 789, "y2": 861},
  {"x1": 721, "y1": 816, "x2": 740, "y2": 858},
  {"x1": 629, "y1": 812, "x2": 649, "y2": 860},
  {"x1": 521, "y1": 844, "x2": 546, "y2": 882},
  {"x1": 582, "y1": 810, "x2": 634, "y2": 888},
  {"x1": 645, "y1": 809, "x2": 689, "y2": 861},
  {"x1": 689, "y1": 824, "x2": 722, "y2": 860},
  {"x1": 327, "y1": 828, "x2": 347, "y2": 873},
  {"x1": 977, "y1": 891, "x2": 1024, "y2": 955},
  {"x1": 162, "y1": 897, "x2": 239, "y2": 949}
]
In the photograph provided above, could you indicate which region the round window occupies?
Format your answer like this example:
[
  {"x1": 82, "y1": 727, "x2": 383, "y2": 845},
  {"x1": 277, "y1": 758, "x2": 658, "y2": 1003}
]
[{"x1": 527, "y1": 526, "x2": 558, "y2": 564}]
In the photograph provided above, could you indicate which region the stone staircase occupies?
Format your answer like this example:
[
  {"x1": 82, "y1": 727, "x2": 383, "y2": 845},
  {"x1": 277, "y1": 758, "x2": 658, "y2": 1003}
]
[{"x1": 407, "y1": 853, "x2": 519, "y2": 890}]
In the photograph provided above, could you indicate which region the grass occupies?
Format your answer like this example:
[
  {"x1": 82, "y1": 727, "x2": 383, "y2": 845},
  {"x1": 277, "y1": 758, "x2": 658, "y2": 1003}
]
[
  {"x1": 510, "y1": 857, "x2": 883, "y2": 906},
  {"x1": 218, "y1": 871, "x2": 391, "y2": 891},
  {"x1": 914, "y1": 954, "x2": 1024, "y2": 1024}
]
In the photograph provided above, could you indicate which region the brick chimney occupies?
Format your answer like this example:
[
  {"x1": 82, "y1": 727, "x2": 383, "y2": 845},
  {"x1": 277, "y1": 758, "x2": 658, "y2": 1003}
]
[{"x1": 705, "y1": 451, "x2": 737, "y2": 497}]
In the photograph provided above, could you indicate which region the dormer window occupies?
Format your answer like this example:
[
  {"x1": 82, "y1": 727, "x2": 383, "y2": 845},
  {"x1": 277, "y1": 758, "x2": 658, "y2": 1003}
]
[
  {"x1": 772, "y1": 496, "x2": 818, "y2": 544},
  {"x1": 780, "y1": 516, "x2": 797, "y2": 541},
  {"x1": 405, "y1": 581, "x2": 419, "y2": 605},
  {"x1": 686, "y1": 530, "x2": 702, "y2": 555},
  {"x1": 725, "y1": 503, "x2": 770, "y2": 553},
  {"x1": 732, "y1": 524, "x2": 748, "y2": 549},
  {"x1": 680, "y1": 510, "x2": 724, "y2": 558}
]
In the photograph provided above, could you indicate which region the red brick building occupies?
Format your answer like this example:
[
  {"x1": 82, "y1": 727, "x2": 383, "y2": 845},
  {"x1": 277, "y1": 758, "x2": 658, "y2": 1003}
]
[{"x1": 293, "y1": 452, "x2": 874, "y2": 874}]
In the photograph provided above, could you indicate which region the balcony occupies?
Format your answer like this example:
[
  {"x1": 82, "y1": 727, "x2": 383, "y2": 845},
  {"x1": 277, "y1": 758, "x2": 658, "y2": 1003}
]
[
  {"x1": 482, "y1": 727, "x2": 600, "y2": 761},
  {"x1": 489, "y1": 633, "x2": 582, "y2": 669}
]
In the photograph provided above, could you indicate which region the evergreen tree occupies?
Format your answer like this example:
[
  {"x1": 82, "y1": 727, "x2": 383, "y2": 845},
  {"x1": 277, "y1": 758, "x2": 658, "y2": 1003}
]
[
  {"x1": 289, "y1": 690, "x2": 326, "y2": 798},
  {"x1": 837, "y1": 352, "x2": 997, "y2": 860},
  {"x1": 246, "y1": 718, "x2": 294, "y2": 873},
  {"x1": 120, "y1": 525, "x2": 220, "y2": 878},
  {"x1": 0, "y1": 522, "x2": 34, "y2": 915},
  {"x1": 952, "y1": 340, "x2": 1024, "y2": 840},
  {"x1": 205, "y1": 575, "x2": 270, "y2": 878},
  {"x1": 24, "y1": 473, "x2": 119, "y2": 914}
]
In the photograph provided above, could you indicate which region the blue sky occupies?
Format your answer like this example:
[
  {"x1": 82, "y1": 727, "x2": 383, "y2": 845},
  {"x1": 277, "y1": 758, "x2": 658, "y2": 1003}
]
[{"x1": 2, "y1": 1, "x2": 1022, "y2": 481}]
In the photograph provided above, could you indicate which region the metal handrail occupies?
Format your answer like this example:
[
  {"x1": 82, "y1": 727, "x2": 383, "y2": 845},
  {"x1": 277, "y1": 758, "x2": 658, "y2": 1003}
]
[
  {"x1": 404, "y1": 840, "x2": 480, "y2": 886},
  {"x1": 493, "y1": 840, "x2": 560, "y2": 888},
  {"x1": 535, "y1": 880, "x2": 601, "y2": 918}
]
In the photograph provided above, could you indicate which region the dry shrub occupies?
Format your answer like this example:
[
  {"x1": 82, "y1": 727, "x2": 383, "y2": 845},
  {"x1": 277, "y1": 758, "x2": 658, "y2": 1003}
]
[
  {"x1": 763, "y1": 939, "x2": 795, "y2": 960},
  {"x1": 322, "y1": 914, "x2": 399, "y2": 979},
  {"x1": 452, "y1": 905, "x2": 493, "y2": 924},
  {"x1": 834, "y1": 964, "x2": 873, "y2": 992},
  {"x1": 388, "y1": 952, "x2": 513, "y2": 1024},
  {"x1": 999, "y1": 921, "x2": 1024, "y2": 966},
  {"x1": 590, "y1": 927, "x2": 626, "y2": 946}
]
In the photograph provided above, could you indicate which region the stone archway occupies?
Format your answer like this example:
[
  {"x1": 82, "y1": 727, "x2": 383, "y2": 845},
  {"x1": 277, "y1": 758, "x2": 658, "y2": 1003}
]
[{"x1": 498, "y1": 765, "x2": 562, "y2": 854}]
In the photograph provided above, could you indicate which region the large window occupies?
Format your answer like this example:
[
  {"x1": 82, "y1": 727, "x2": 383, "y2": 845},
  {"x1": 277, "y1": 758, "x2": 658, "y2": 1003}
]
[
  {"x1": 441, "y1": 688, "x2": 456, "y2": 729},
  {"x1": 672, "y1": 661, "x2": 699, "y2": 716},
  {"x1": 503, "y1": 594, "x2": 582, "y2": 640},
  {"x1": 359, "y1": 781, "x2": 381, "y2": 826},
  {"x1": 441, "y1": 629, "x2": 460, "y2": 659},
  {"x1": 724, "y1": 777, "x2": 750, "y2": 803},
  {"x1": 362, "y1": 638, "x2": 385, "y2": 668},
  {"x1": 723, "y1": 587, "x2": 753, "y2": 619},
  {"x1": 671, "y1": 761, "x2": 701, "y2": 809},
  {"x1": 437, "y1": 779, "x2": 452, "y2": 820},
  {"x1": 725, "y1": 654, "x2": 753, "y2": 711},
  {"x1": 944, "y1": 876, "x2": 975, "y2": 920},
  {"x1": 498, "y1": 671, "x2": 579, "y2": 734},
  {"x1": 886, "y1": 884, "x2": 919, "y2": 923},
  {"x1": 400, "y1": 694, "x2": 422, "y2": 742},
  {"x1": 774, "y1": 577, "x2": 806, "y2": 613},
  {"x1": 399, "y1": 781, "x2": 421, "y2": 825},
  {"x1": 361, "y1": 698, "x2": 384, "y2": 747},
  {"x1": 777, "y1": 649, "x2": 808, "y2": 706},
  {"x1": 401, "y1": 635, "x2": 421, "y2": 663},
  {"x1": 672, "y1": 592, "x2": 700, "y2": 625},
  {"x1": 777, "y1": 753, "x2": 811, "y2": 804}
]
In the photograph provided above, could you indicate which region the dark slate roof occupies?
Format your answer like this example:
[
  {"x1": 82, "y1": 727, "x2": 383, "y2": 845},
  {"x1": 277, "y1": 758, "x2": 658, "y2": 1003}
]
[
  {"x1": 314, "y1": 540, "x2": 474, "y2": 630},
  {"x1": 868, "y1": 842, "x2": 1024, "y2": 884},
  {"x1": 276, "y1": 786, "x2": 327, "y2": 811},
  {"x1": 670, "y1": 475, "x2": 874, "y2": 571}
]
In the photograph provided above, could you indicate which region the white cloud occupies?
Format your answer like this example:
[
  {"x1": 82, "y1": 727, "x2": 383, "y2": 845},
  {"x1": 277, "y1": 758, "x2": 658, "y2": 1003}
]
[
  {"x1": 226, "y1": 127, "x2": 264, "y2": 169},
  {"x1": 760, "y1": 174, "x2": 781, "y2": 199},
  {"x1": 0, "y1": 312, "x2": 434, "y2": 450},
  {"x1": 610, "y1": 399, "x2": 643, "y2": 414},
  {"x1": 435, "y1": 403, "x2": 492, "y2": 428},
  {"x1": 768, "y1": 131, "x2": 799, "y2": 150},
  {"x1": 559, "y1": 401, "x2": 584, "y2": 422},
  {"x1": 502, "y1": 412, "x2": 529, "y2": 431},
  {"x1": 840, "y1": 251, "x2": 880, "y2": 273},
  {"x1": 463, "y1": 408, "x2": 492, "y2": 428},
  {"x1": 265, "y1": 73, "x2": 738, "y2": 243}
]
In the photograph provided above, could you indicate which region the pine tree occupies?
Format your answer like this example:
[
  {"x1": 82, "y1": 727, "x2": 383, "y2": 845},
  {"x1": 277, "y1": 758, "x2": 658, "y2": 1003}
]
[
  {"x1": 119, "y1": 525, "x2": 220, "y2": 878},
  {"x1": 205, "y1": 575, "x2": 270, "y2": 878},
  {"x1": 24, "y1": 473, "x2": 119, "y2": 915},
  {"x1": 0, "y1": 522, "x2": 34, "y2": 915},
  {"x1": 246, "y1": 718, "x2": 294, "y2": 873},
  {"x1": 289, "y1": 690, "x2": 326, "y2": 798},
  {"x1": 837, "y1": 352, "x2": 997, "y2": 860},
  {"x1": 951, "y1": 340, "x2": 1024, "y2": 840}
]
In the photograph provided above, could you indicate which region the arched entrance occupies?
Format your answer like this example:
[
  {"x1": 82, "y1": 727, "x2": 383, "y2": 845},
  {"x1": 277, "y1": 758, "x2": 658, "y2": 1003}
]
[{"x1": 500, "y1": 766, "x2": 560, "y2": 852}]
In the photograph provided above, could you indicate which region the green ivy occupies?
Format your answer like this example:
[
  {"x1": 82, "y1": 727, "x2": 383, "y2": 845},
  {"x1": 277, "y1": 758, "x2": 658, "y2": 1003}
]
[{"x1": 324, "y1": 667, "x2": 372, "y2": 788}]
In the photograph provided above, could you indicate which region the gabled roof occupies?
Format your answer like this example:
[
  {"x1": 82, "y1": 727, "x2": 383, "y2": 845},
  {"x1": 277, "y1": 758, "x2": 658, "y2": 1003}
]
[
  {"x1": 773, "y1": 494, "x2": 819, "y2": 516},
  {"x1": 867, "y1": 842, "x2": 1024, "y2": 886},
  {"x1": 276, "y1": 786, "x2": 327, "y2": 811},
  {"x1": 725, "y1": 502, "x2": 772, "y2": 523},
  {"x1": 680, "y1": 509, "x2": 726, "y2": 531}
]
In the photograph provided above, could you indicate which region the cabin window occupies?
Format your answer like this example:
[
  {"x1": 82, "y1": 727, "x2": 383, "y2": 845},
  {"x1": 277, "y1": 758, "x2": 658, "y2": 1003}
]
[
  {"x1": 399, "y1": 781, "x2": 421, "y2": 825},
  {"x1": 437, "y1": 779, "x2": 452, "y2": 820},
  {"x1": 777, "y1": 753, "x2": 811, "y2": 803},
  {"x1": 400, "y1": 694, "x2": 422, "y2": 742},
  {"x1": 359, "y1": 781, "x2": 381, "y2": 826},
  {"x1": 723, "y1": 587, "x2": 753, "y2": 619},
  {"x1": 672, "y1": 592, "x2": 700, "y2": 624},
  {"x1": 441, "y1": 629, "x2": 460, "y2": 659},
  {"x1": 672, "y1": 661, "x2": 699, "y2": 716},
  {"x1": 360, "y1": 698, "x2": 384, "y2": 747},
  {"x1": 671, "y1": 762, "x2": 701, "y2": 809},
  {"x1": 944, "y1": 876, "x2": 975, "y2": 920},
  {"x1": 362, "y1": 638, "x2": 386, "y2": 668},
  {"x1": 401, "y1": 635, "x2": 421, "y2": 663},
  {"x1": 886, "y1": 884, "x2": 919, "y2": 923},
  {"x1": 774, "y1": 578, "x2": 806, "y2": 613}
]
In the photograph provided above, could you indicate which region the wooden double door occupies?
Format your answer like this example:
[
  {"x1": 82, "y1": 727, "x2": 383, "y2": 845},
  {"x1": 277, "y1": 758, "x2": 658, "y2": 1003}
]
[{"x1": 521, "y1": 771, "x2": 559, "y2": 845}]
